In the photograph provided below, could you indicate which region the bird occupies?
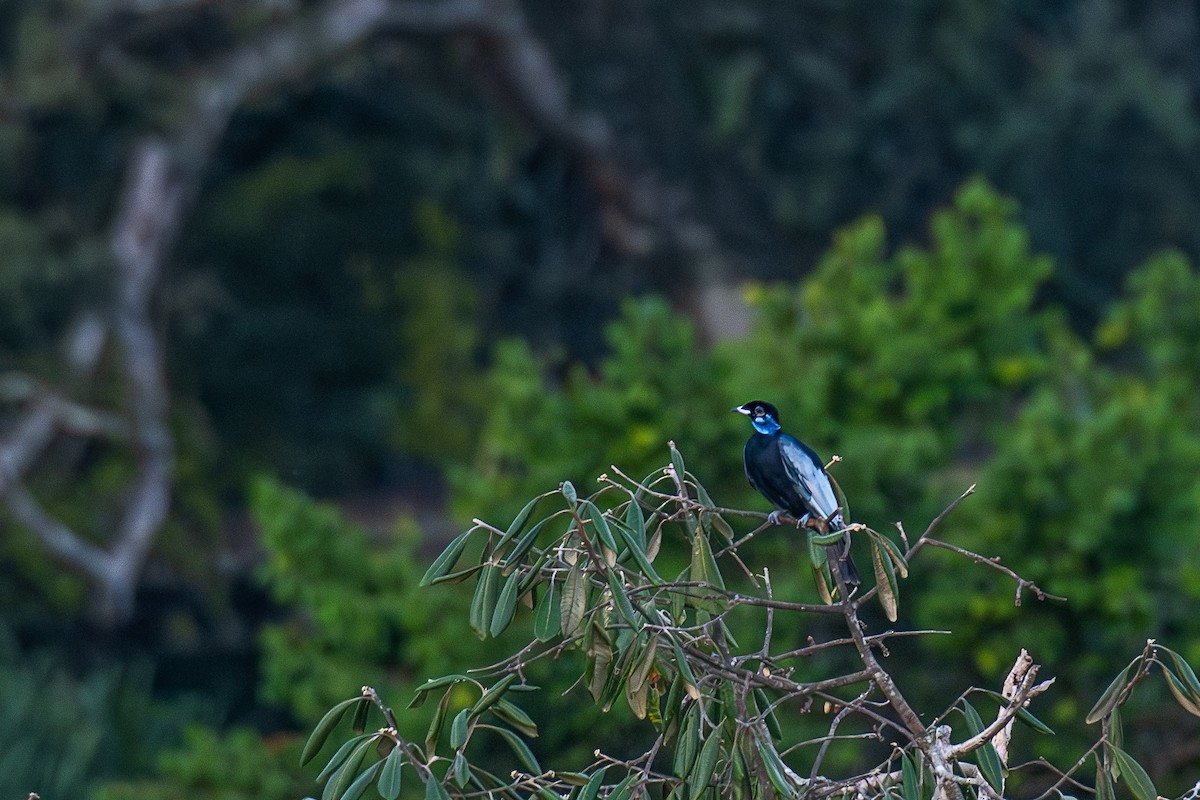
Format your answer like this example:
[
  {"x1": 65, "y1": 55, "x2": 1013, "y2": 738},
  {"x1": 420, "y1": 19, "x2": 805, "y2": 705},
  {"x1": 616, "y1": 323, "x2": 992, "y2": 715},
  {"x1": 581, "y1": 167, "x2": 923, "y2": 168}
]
[{"x1": 734, "y1": 400, "x2": 859, "y2": 587}]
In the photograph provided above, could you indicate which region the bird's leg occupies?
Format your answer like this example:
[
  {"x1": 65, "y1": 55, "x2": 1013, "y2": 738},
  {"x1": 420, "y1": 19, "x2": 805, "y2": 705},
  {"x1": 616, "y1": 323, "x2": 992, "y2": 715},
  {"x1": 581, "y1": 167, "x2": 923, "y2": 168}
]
[{"x1": 767, "y1": 510, "x2": 785, "y2": 526}]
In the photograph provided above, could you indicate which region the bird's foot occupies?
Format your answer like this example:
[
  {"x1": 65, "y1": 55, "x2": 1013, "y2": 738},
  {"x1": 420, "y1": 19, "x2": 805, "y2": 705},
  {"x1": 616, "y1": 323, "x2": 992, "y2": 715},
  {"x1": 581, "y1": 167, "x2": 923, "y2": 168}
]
[{"x1": 767, "y1": 510, "x2": 785, "y2": 526}]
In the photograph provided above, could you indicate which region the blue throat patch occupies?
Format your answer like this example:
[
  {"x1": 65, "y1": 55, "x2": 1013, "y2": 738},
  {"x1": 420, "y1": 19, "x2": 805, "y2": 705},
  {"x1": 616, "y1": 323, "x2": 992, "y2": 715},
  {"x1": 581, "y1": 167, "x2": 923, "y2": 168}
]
[{"x1": 752, "y1": 415, "x2": 781, "y2": 435}]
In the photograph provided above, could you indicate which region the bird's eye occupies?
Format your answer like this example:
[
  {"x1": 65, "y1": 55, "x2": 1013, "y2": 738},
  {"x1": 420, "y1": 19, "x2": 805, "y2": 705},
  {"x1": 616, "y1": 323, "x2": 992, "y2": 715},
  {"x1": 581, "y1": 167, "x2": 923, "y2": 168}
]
[{"x1": 754, "y1": 406, "x2": 764, "y2": 416}]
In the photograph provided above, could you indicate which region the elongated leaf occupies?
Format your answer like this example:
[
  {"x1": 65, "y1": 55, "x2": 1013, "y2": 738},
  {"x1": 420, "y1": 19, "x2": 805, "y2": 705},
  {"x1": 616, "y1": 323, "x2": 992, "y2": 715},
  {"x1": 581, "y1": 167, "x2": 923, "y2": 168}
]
[
  {"x1": 421, "y1": 531, "x2": 474, "y2": 586},
  {"x1": 472, "y1": 673, "x2": 518, "y2": 718},
  {"x1": 670, "y1": 636, "x2": 700, "y2": 700},
  {"x1": 872, "y1": 540, "x2": 899, "y2": 622},
  {"x1": 561, "y1": 559, "x2": 588, "y2": 637},
  {"x1": 673, "y1": 704, "x2": 700, "y2": 778},
  {"x1": 506, "y1": 516, "x2": 550, "y2": 567},
  {"x1": 491, "y1": 698, "x2": 539, "y2": 738},
  {"x1": 900, "y1": 751, "x2": 919, "y2": 800},
  {"x1": 424, "y1": 689, "x2": 453, "y2": 753},
  {"x1": 615, "y1": 521, "x2": 662, "y2": 583},
  {"x1": 629, "y1": 634, "x2": 659, "y2": 692},
  {"x1": 1164, "y1": 668, "x2": 1200, "y2": 717},
  {"x1": 409, "y1": 675, "x2": 469, "y2": 709},
  {"x1": 449, "y1": 708, "x2": 471, "y2": 749},
  {"x1": 606, "y1": 567, "x2": 640, "y2": 625},
  {"x1": 1161, "y1": 646, "x2": 1200, "y2": 706},
  {"x1": 809, "y1": 530, "x2": 846, "y2": 546},
  {"x1": 1111, "y1": 745, "x2": 1156, "y2": 800},
  {"x1": 425, "y1": 775, "x2": 450, "y2": 800},
  {"x1": 585, "y1": 501, "x2": 620, "y2": 553},
  {"x1": 324, "y1": 735, "x2": 377, "y2": 800},
  {"x1": 480, "y1": 723, "x2": 542, "y2": 774},
  {"x1": 497, "y1": 495, "x2": 543, "y2": 550},
  {"x1": 535, "y1": 580, "x2": 561, "y2": 642},
  {"x1": 302, "y1": 696, "x2": 368, "y2": 766},
  {"x1": 579, "y1": 768, "x2": 607, "y2": 800},
  {"x1": 670, "y1": 444, "x2": 686, "y2": 481},
  {"x1": 753, "y1": 688, "x2": 782, "y2": 741},
  {"x1": 608, "y1": 774, "x2": 636, "y2": 800},
  {"x1": 352, "y1": 694, "x2": 371, "y2": 734},
  {"x1": 341, "y1": 760, "x2": 383, "y2": 800},
  {"x1": 689, "y1": 729, "x2": 722, "y2": 800},
  {"x1": 378, "y1": 745, "x2": 404, "y2": 800},
  {"x1": 469, "y1": 565, "x2": 500, "y2": 639},
  {"x1": 1096, "y1": 761, "x2": 1116, "y2": 800},
  {"x1": 451, "y1": 752, "x2": 470, "y2": 788},
  {"x1": 754, "y1": 736, "x2": 793, "y2": 798},
  {"x1": 689, "y1": 527, "x2": 724, "y2": 613},
  {"x1": 561, "y1": 480, "x2": 577, "y2": 505},
  {"x1": 1087, "y1": 658, "x2": 1141, "y2": 724},
  {"x1": 868, "y1": 528, "x2": 909, "y2": 578},
  {"x1": 977, "y1": 689, "x2": 1055, "y2": 734},
  {"x1": 626, "y1": 501, "x2": 646, "y2": 549},
  {"x1": 961, "y1": 700, "x2": 1003, "y2": 793},
  {"x1": 490, "y1": 569, "x2": 523, "y2": 637},
  {"x1": 317, "y1": 734, "x2": 373, "y2": 783}
]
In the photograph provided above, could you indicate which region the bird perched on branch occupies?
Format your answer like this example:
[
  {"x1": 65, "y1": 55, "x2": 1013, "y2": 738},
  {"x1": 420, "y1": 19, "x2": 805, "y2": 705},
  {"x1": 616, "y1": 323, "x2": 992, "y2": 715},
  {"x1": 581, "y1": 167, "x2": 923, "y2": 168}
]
[{"x1": 734, "y1": 400, "x2": 859, "y2": 587}]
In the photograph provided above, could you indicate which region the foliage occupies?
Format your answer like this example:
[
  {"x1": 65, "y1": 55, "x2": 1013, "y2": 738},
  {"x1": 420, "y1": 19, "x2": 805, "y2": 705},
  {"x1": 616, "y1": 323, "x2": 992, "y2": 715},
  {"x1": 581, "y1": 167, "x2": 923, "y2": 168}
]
[
  {"x1": 0, "y1": 629, "x2": 194, "y2": 799},
  {"x1": 452, "y1": 180, "x2": 1200, "y2": 782},
  {"x1": 305, "y1": 450, "x2": 1200, "y2": 799}
]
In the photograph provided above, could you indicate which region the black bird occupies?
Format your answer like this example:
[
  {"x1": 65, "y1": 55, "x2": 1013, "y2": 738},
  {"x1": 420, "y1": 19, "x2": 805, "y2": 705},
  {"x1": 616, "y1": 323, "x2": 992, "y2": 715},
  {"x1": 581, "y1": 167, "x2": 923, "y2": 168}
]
[{"x1": 734, "y1": 400, "x2": 859, "y2": 587}]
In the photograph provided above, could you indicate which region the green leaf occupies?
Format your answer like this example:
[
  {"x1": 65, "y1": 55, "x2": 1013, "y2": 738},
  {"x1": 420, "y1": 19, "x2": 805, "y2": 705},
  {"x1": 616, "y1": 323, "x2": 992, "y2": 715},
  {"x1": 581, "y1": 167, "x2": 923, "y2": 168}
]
[
  {"x1": 606, "y1": 567, "x2": 640, "y2": 626},
  {"x1": 1160, "y1": 646, "x2": 1200, "y2": 708},
  {"x1": 753, "y1": 688, "x2": 782, "y2": 741},
  {"x1": 961, "y1": 700, "x2": 1003, "y2": 793},
  {"x1": 579, "y1": 768, "x2": 607, "y2": 800},
  {"x1": 1111, "y1": 745, "x2": 1157, "y2": 800},
  {"x1": 561, "y1": 559, "x2": 588, "y2": 637},
  {"x1": 471, "y1": 673, "x2": 518, "y2": 718},
  {"x1": 302, "y1": 696, "x2": 368, "y2": 766},
  {"x1": 341, "y1": 761, "x2": 383, "y2": 800},
  {"x1": 1164, "y1": 667, "x2": 1200, "y2": 717},
  {"x1": 409, "y1": 675, "x2": 469, "y2": 709},
  {"x1": 670, "y1": 444, "x2": 686, "y2": 481},
  {"x1": 451, "y1": 752, "x2": 470, "y2": 788},
  {"x1": 449, "y1": 708, "x2": 471, "y2": 749},
  {"x1": 754, "y1": 736, "x2": 793, "y2": 798},
  {"x1": 1087, "y1": 658, "x2": 1141, "y2": 724},
  {"x1": 977, "y1": 689, "x2": 1055, "y2": 734},
  {"x1": 351, "y1": 694, "x2": 371, "y2": 734},
  {"x1": 424, "y1": 689, "x2": 452, "y2": 753},
  {"x1": 506, "y1": 515, "x2": 551, "y2": 566},
  {"x1": 615, "y1": 519, "x2": 662, "y2": 583},
  {"x1": 491, "y1": 698, "x2": 539, "y2": 738},
  {"x1": 324, "y1": 735, "x2": 377, "y2": 800},
  {"x1": 497, "y1": 494, "x2": 543, "y2": 550},
  {"x1": 490, "y1": 568, "x2": 523, "y2": 637},
  {"x1": 535, "y1": 579, "x2": 561, "y2": 642},
  {"x1": 377, "y1": 746, "x2": 404, "y2": 800},
  {"x1": 673, "y1": 704, "x2": 700, "y2": 778},
  {"x1": 561, "y1": 480, "x2": 577, "y2": 505},
  {"x1": 469, "y1": 565, "x2": 501, "y2": 639},
  {"x1": 625, "y1": 501, "x2": 646, "y2": 549},
  {"x1": 424, "y1": 774, "x2": 450, "y2": 800},
  {"x1": 900, "y1": 752, "x2": 919, "y2": 800},
  {"x1": 871, "y1": 539, "x2": 899, "y2": 622},
  {"x1": 317, "y1": 734, "x2": 373, "y2": 783},
  {"x1": 1096, "y1": 761, "x2": 1116, "y2": 800},
  {"x1": 670, "y1": 635, "x2": 700, "y2": 700},
  {"x1": 689, "y1": 729, "x2": 722, "y2": 800},
  {"x1": 479, "y1": 723, "x2": 542, "y2": 774},
  {"x1": 585, "y1": 501, "x2": 620, "y2": 553},
  {"x1": 689, "y1": 526, "x2": 724, "y2": 612},
  {"x1": 867, "y1": 528, "x2": 909, "y2": 578},
  {"x1": 421, "y1": 531, "x2": 474, "y2": 586},
  {"x1": 809, "y1": 530, "x2": 846, "y2": 546}
]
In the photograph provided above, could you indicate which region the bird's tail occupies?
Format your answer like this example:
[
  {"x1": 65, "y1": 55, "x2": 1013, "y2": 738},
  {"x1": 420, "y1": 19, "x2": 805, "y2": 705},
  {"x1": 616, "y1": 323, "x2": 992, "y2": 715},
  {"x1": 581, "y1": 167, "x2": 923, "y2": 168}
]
[{"x1": 833, "y1": 532, "x2": 860, "y2": 587}]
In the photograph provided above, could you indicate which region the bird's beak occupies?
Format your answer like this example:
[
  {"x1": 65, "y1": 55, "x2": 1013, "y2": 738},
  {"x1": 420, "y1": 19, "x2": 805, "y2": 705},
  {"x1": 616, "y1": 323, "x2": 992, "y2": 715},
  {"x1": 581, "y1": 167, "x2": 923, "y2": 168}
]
[{"x1": 732, "y1": 406, "x2": 750, "y2": 415}]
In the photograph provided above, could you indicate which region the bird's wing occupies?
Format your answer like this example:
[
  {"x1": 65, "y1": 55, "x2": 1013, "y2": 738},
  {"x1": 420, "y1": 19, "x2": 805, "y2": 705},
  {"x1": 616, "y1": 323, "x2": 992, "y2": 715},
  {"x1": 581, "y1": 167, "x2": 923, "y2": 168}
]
[{"x1": 777, "y1": 435, "x2": 840, "y2": 522}]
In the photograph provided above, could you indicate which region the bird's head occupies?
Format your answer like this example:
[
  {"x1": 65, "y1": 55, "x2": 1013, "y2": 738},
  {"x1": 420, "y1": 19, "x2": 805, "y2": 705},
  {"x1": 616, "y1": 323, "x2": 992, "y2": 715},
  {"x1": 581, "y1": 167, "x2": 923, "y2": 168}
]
[{"x1": 733, "y1": 400, "x2": 782, "y2": 435}]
